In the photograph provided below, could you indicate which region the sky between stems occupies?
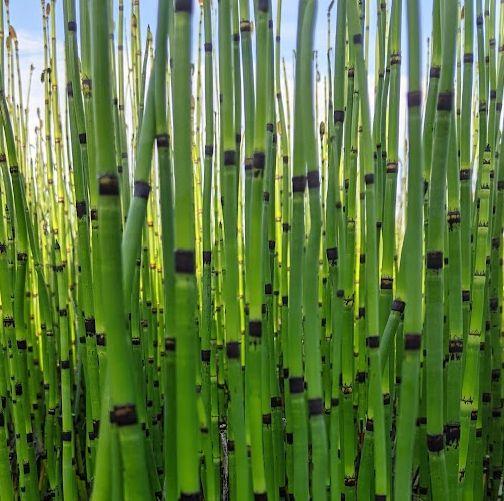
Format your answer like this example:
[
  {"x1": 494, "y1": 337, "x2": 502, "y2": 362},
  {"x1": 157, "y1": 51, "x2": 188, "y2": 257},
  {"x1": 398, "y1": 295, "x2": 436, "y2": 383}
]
[
  {"x1": 9, "y1": 0, "x2": 436, "y2": 237},
  {"x1": 12, "y1": 0, "x2": 433, "y2": 146}
]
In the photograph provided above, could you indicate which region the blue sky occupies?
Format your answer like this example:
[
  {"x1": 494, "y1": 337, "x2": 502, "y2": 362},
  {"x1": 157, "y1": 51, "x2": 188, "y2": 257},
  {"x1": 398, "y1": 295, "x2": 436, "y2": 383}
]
[
  {"x1": 10, "y1": 0, "x2": 435, "y2": 140},
  {"x1": 10, "y1": 0, "x2": 434, "y2": 83}
]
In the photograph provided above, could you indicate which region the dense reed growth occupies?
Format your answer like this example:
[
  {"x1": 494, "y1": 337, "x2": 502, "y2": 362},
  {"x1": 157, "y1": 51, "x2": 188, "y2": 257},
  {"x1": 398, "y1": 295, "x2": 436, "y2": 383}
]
[{"x1": 0, "y1": 0, "x2": 502, "y2": 498}]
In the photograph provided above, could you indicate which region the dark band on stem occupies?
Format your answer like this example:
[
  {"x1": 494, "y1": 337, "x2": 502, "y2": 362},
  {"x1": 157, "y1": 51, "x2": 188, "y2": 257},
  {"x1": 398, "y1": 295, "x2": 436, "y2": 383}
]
[
  {"x1": 390, "y1": 52, "x2": 401, "y2": 65},
  {"x1": 110, "y1": 403, "x2": 138, "y2": 426},
  {"x1": 174, "y1": 0, "x2": 193, "y2": 12},
  {"x1": 364, "y1": 173, "x2": 374, "y2": 184},
  {"x1": 292, "y1": 175, "x2": 306, "y2": 193},
  {"x1": 285, "y1": 433, "x2": 294, "y2": 445},
  {"x1": 380, "y1": 276, "x2": 393, "y2": 290},
  {"x1": 429, "y1": 66, "x2": 440, "y2": 78},
  {"x1": 200, "y1": 350, "x2": 210, "y2": 362},
  {"x1": 249, "y1": 320, "x2": 262, "y2": 338},
  {"x1": 156, "y1": 133, "x2": 169, "y2": 148},
  {"x1": 2, "y1": 317, "x2": 14, "y2": 327},
  {"x1": 386, "y1": 161, "x2": 398, "y2": 173},
  {"x1": 448, "y1": 210, "x2": 461, "y2": 226},
  {"x1": 134, "y1": 180, "x2": 150, "y2": 199},
  {"x1": 174, "y1": 250, "x2": 195, "y2": 274},
  {"x1": 76, "y1": 201, "x2": 87, "y2": 218},
  {"x1": 366, "y1": 336, "x2": 379, "y2": 348},
  {"x1": 240, "y1": 20, "x2": 251, "y2": 32},
  {"x1": 407, "y1": 91, "x2": 421, "y2": 107},
  {"x1": 180, "y1": 494, "x2": 200, "y2": 501},
  {"x1": 326, "y1": 247, "x2": 337, "y2": 264},
  {"x1": 21, "y1": 461, "x2": 30, "y2": 476},
  {"x1": 84, "y1": 317, "x2": 96, "y2": 336},
  {"x1": 308, "y1": 398, "x2": 324, "y2": 416},
  {"x1": 344, "y1": 477, "x2": 356, "y2": 487},
  {"x1": 426, "y1": 251, "x2": 443, "y2": 269},
  {"x1": 271, "y1": 396, "x2": 282, "y2": 408},
  {"x1": 253, "y1": 152, "x2": 265, "y2": 170},
  {"x1": 427, "y1": 434, "x2": 444, "y2": 452},
  {"x1": 404, "y1": 333, "x2": 421, "y2": 350},
  {"x1": 224, "y1": 150, "x2": 236, "y2": 166},
  {"x1": 334, "y1": 109, "x2": 345, "y2": 123},
  {"x1": 353, "y1": 33, "x2": 362, "y2": 45},
  {"x1": 437, "y1": 92, "x2": 453, "y2": 111},
  {"x1": 448, "y1": 339, "x2": 463, "y2": 353},
  {"x1": 289, "y1": 377, "x2": 304, "y2": 394},
  {"x1": 204, "y1": 42, "x2": 212, "y2": 52},
  {"x1": 489, "y1": 297, "x2": 498, "y2": 312},
  {"x1": 202, "y1": 250, "x2": 211, "y2": 264},
  {"x1": 258, "y1": 0, "x2": 269, "y2": 11},
  {"x1": 444, "y1": 424, "x2": 460, "y2": 444},
  {"x1": 99, "y1": 174, "x2": 119, "y2": 195},
  {"x1": 307, "y1": 170, "x2": 320, "y2": 188},
  {"x1": 165, "y1": 338, "x2": 175, "y2": 351}
]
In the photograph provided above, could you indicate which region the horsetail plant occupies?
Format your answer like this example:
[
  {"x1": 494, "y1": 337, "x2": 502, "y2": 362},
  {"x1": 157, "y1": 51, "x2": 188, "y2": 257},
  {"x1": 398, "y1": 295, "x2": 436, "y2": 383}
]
[{"x1": 0, "y1": 0, "x2": 501, "y2": 499}]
